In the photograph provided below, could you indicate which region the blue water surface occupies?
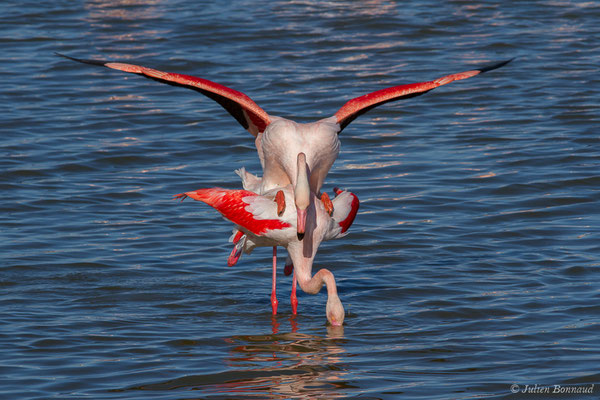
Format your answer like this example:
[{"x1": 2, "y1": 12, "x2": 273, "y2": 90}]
[{"x1": 1, "y1": 1, "x2": 599, "y2": 399}]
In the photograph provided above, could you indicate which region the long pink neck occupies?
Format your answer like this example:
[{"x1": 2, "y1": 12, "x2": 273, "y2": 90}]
[{"x1": 297, "y1": 268, "x2": 338, "y2": 297}]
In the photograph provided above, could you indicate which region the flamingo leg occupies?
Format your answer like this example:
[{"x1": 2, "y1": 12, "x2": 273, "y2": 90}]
[
  {"x1": 271, "y1": 246, "x2": 278, "y2": 315},
  {"x1": 227, "y1": 230, "x2": 245, "y2": 266},
  {"x1": 284, "y1": 256, "x2": 293, "y2": 276},
  {"x1": 291, "y1": 269, "x2": 298, "y2": 315}
]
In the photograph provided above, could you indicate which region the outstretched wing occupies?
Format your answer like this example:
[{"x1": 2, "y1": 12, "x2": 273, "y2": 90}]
[
  {"x1": 57, "y1": 53, "x2": 271, "y2": 136},
  {"x1": 334, "y1": 58, "x2": 513, "y2": 133},
  {"x1": 174, "y1": 188, "x2": 290, "y2": 235}
]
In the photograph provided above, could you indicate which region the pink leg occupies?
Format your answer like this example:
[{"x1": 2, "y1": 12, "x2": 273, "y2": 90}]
[
  {"x1": 227, "y1": 230, "x2": 245, "y2": 267},
  {"x1": 291, "y1": 270, "x2": 298, "y2": 315},
  {"x1": 284, "y1": 256, "x2": 293, "y2": 276},
  {"x1": 271, "y1": 246, "x2": 278, "y2": 315}
]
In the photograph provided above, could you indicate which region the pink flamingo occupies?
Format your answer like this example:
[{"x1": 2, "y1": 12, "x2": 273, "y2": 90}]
[
  {"x1": 58, "y1": 53, "x2": 512, "y2": 239},
  {"x1": 60, "y1": 54, "x2": 510, "y2": 322},
  {"x1": 174, "y1": 153, "x2": 359, "y2": 326}
]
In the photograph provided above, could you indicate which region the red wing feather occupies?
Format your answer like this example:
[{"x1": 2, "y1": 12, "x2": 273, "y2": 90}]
[
  {"x1": 57, "y1": 53, "x2": 271, "y2": 136},
  {"x1": 335, "y1": 58, "x2": 513, "y2": 132},
  {"x1": 174, "y1": 188, "x2": 291, "y2": 235},
  {"x1": 333, "y1": 188, "x2": 360, "y2": 233}
]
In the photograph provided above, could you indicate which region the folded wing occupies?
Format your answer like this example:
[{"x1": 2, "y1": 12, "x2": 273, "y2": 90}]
[
  {"x1": 326, "y1": 187, "x2": 360, "y2": 240},
  {"x1": 174, "y1": 188, "x2": 291, "y2": 235}
]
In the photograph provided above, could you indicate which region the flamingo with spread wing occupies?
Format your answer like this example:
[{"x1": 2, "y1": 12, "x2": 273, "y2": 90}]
[
  {"x1": 174, "y1": 154, "x2": 359, "y2": 326},
  {"x1": 59, "y1": 53, "x2": 511, "y2": 324},
  {"x1": 58, "y1": 53, "x2": 512, "y2": 239}
]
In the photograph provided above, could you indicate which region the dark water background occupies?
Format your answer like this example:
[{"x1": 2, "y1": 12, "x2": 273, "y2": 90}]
[{"x1": 2, "y1": 1, "x2": 599, "y2": 399}]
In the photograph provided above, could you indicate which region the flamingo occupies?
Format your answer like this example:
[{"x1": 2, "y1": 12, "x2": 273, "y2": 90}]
[
  {"x1": 174, "y1": 153, "x2": 359, "y2": 326},
  {"x1": 229, "y1": 162, "x2": 358, "y2": 310},
  {"x1": 58, "y1": 53, "x2": 512, "y2": 239}
]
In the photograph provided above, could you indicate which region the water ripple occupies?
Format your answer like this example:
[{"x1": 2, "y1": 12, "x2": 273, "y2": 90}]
[{"x1": 2, "y1": 0, "x2": 600, "y2": 399}]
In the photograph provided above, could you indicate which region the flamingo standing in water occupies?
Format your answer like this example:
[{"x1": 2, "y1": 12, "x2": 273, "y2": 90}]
[
  {"x1": 228, "y1": 161, "x2": 359, "y2": 317},
  {"x1": 58, "y1": 53, "x2": 512, "y2": 239},
  {"x1": 59, "y1": 53, "x2": 511, "y2": 321},
  {"x1": 174, "y1": 153, "x2": 359, "y2": 326}
]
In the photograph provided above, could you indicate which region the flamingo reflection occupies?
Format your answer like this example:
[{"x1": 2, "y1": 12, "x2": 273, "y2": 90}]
[{"x1": 218, "y1": 321, "x2": 348, "y2": 399}]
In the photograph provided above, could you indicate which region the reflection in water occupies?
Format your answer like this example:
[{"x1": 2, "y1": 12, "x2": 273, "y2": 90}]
[
  {"x1": 85, "y1": 0, "x2": 162, "y2": 22},
  {"x1": 84, "y1": 0, "x2": 167, "y2": 49},
  {"x1": 217, "y1": 316, "x2": 350, "y2": 399},
  {"x1": 119, "y1": 317, "x2": 350, "y2": 399}
]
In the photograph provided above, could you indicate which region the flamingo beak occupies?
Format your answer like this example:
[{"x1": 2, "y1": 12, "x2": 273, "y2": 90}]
[
  {"x1": 297, "y1": 208, "x2": 307, "y2": 240},
  {"x1": 295, "y1": 152, "x2": 310, "y2": 241}
]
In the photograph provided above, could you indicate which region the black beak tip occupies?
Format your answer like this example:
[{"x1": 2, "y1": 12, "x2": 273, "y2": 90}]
[{"x1": 297, "y1": 232, "x2": 305, "y2": 241}]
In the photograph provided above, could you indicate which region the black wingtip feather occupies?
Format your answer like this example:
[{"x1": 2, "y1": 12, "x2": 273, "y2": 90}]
[
  {"x1": 478, "y1": 57, "x2": 515, "y2": 74},
  {"x1": 55, "y1": 52, "x2": 109, "y2": 67}
]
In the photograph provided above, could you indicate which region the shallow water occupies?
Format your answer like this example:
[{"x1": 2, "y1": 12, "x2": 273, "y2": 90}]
[{"x1": 2, "y1": 1, "x2": 599, "y2": 399}]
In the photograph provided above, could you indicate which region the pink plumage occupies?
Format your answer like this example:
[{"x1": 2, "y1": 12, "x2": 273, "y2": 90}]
[
  {"x1": 62, "y1": 52, "x2": 511, "y2": 325},
  {"x1": 174, "y1": 188, "x2": 291, "y2": 236},
  {"x1": 333, "y1": 188, "x2": 360, "y2": 234}
]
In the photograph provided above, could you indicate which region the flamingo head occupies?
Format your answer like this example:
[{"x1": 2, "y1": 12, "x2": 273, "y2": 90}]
[
  {"x1": 326, "y1": 294, "x2": 345, "y2": 326},
  {"x1": 295, "y1": 152, "x2": 310, "y2": 240}
]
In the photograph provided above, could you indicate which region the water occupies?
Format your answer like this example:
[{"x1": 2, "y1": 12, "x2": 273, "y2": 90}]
[{"x1": 2, "y1": 1, "x2": 599, "y2": 398}]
